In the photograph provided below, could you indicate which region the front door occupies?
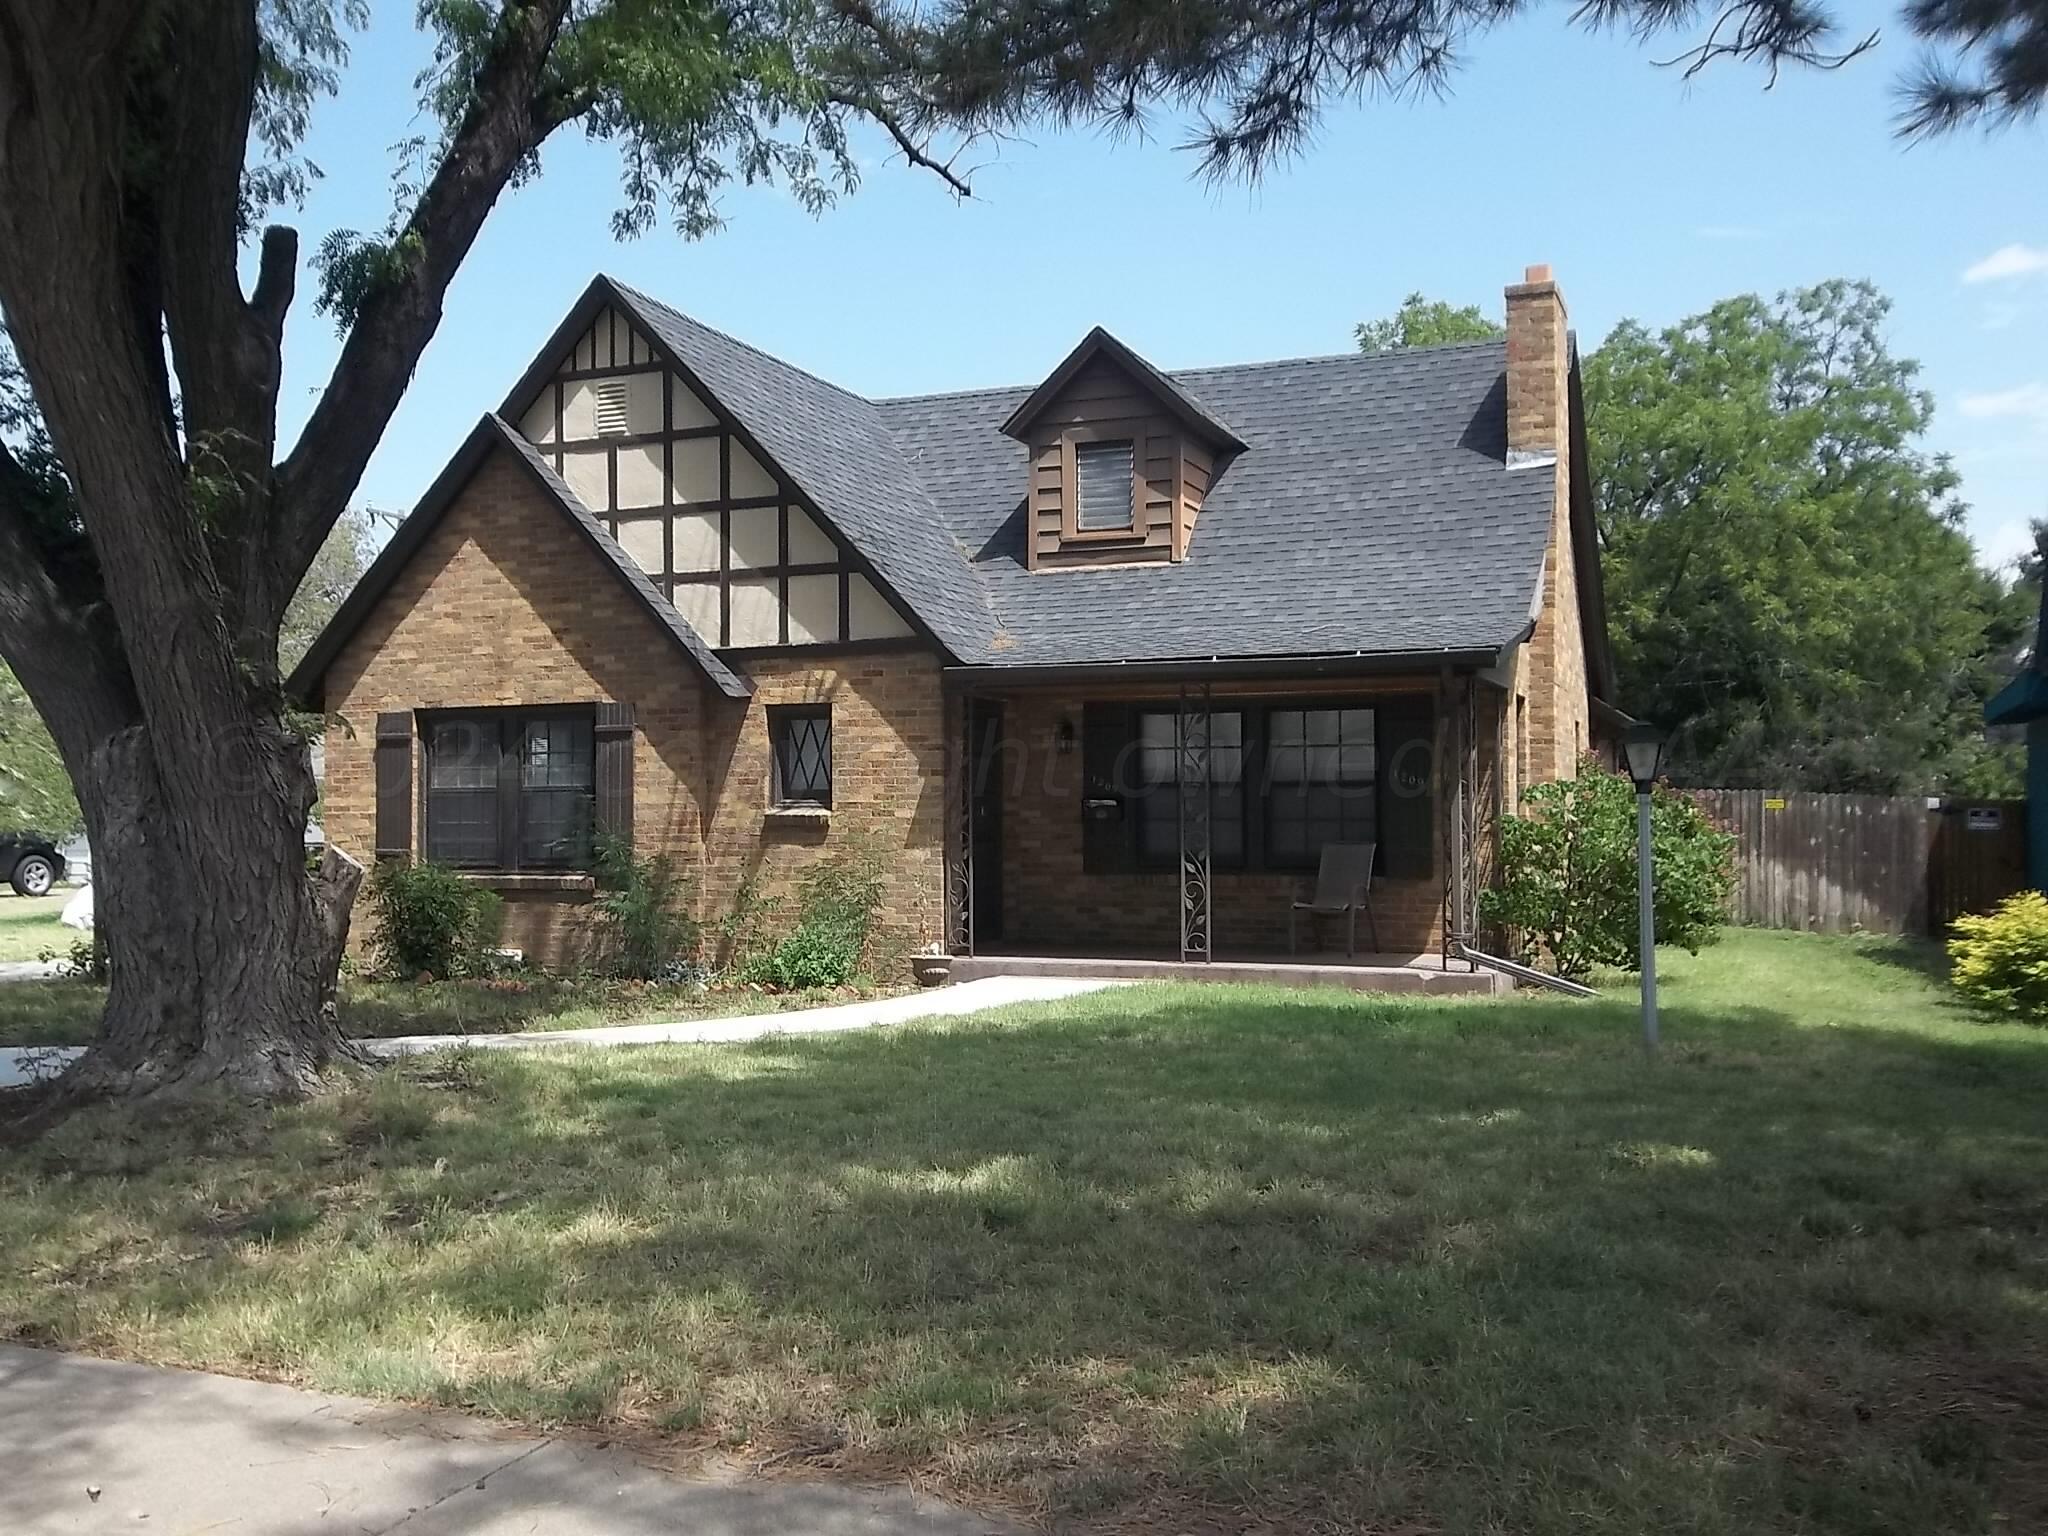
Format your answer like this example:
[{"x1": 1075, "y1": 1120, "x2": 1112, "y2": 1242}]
[{"x1": 969, "y1": 700, "x2": 1004, "y2": 943}]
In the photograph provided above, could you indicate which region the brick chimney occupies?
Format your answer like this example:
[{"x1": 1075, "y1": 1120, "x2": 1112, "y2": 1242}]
[
  {"x1": 1504, "y1": 263, "x2": 1567, "y2": 467},
  {"x1": 1502, "y1": 262, "x2": 1590, "y2": 785}
]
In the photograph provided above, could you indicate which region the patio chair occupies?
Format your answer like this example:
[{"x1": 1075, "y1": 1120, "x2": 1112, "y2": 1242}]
[{"x1": 1289, "y1": 842, "x2": 1380, "y2": 959}]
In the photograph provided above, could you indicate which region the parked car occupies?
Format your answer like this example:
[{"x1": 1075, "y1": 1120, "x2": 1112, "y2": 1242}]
[{"x1": 0, "y1": 833, "x2": 67, "y2": 897}]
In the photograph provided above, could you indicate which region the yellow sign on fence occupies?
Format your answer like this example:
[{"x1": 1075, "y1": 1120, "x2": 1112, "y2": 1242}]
[{"x1": 1763, "y1": 797, "x2": 1787, "y2": 811}]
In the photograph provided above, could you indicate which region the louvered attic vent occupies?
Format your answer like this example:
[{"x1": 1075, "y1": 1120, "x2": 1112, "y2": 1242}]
[{"x1": 594, "y1": 378, "x2": 631, "y2": 436}]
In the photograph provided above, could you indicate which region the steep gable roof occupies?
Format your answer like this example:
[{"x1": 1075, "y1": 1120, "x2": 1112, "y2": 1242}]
[
  {"x1": 880, "y1": 342, "x2": 1555, "y2": 667},
  {"x1": 599, "y1": 279, "x2": 997, "y2": 659},
  {"x1": 998, "y1": 326, "x2": 1247, "y2": 453},
  {"x1": 287, "y1": 415, "x2": 751, "y2": 708}
]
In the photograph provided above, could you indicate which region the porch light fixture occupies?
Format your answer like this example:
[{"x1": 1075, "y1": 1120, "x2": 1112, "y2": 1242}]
[{"x1": 1623, "y1": 724, "x2": 1667, "y2": 1056}]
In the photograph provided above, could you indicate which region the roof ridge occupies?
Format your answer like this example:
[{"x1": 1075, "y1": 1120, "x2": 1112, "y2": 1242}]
[
  {"x1": 875, "y1": 338, "x2": 1506, "y2": 409},
  {"x1": 608, "y1": 277, "x2": 878, "y2": 411}
]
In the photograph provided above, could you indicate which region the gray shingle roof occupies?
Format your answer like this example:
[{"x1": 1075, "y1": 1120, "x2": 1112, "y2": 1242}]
[
  {"x1": 878, "y1": 343, "x2": 1553, "y2": 666},
  {"x1": 607, "y1": 275, "x2": 1552, "y2": 670}
]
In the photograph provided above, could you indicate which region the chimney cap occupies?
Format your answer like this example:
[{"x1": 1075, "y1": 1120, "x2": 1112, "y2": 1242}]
[{"x1": 1523, "y1": 263, "x2": 1554, "y2": 284}]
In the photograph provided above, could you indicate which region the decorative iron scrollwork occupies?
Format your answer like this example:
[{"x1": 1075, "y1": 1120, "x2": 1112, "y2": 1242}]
[
  {"x1": 1178, "y1": 684, "x2": 1213, "y2": 962},
  {"x1": 945, "y1": 694, "x2": 975, "y2": 954}
]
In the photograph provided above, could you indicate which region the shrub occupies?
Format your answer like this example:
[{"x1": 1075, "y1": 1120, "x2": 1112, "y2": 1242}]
[
  {"x1": 740, "y1": 841, "x2": 886, "y2": 989},
  {"x1": 1948, "y1": 891, "x2": 2048, "y2": 1022},
  {"x1": 1479, "y1": 758, "x2": 1734, "y2": 981},
  {"x1": 591, "y1": 831, "x2": 698, "y2": 980},
  {"x1": 369, "y1": 860, "x2": 504, "y2": 980}
]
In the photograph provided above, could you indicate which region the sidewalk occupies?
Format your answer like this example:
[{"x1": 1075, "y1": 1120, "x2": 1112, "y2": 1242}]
[
  {"x1": 0, "y1": 1345, "x2": 1019, "y2": 1535},
  {"x1": 0, "y1": 975, "x2": 1116, "y2": 1088}
]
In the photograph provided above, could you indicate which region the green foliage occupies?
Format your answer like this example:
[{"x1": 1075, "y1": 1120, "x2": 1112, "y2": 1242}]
[
  {"x1": 1947, "y1": 891, "x2": 2048, "y2": 1022},
  {"x1": 1586, "y1": 280, "x2": 2028, "y2": 795},
  {"x1": 280, "y1": 507, "x2": 374, "y2": 672},
  {"x1": 591, "y1": 831, "x2": 699, "y2": 980},
  {"x1": 0, "y1": 665, "x2": 79, "y2": 836},
  {"x1": 1355, "y1": 292, "x2": 1502, "y2": 353},
  {"x1": 369, "y1": 860, "x2": 504, "y2": 981},
  {"x1": 1479, "y1": 761, "x2": 1735, "y2": 981},
  {"x1": 740, "y1": 842, "x2": 885, "y2": 989}
]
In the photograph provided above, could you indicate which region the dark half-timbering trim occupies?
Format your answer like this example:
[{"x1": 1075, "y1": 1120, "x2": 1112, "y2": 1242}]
[{"x1": 286, "y1": 415, "x2": 752, "y2": 710}]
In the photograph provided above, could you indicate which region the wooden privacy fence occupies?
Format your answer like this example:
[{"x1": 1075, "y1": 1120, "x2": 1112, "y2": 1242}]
[{"x1": 1686, "y1": 790, "x2": 2029, "y2": 938}]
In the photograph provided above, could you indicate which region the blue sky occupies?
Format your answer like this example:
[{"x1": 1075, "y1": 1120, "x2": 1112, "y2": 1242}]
[{"x1": 273, "y1": 7, "x2": 2046, "y2": 568}]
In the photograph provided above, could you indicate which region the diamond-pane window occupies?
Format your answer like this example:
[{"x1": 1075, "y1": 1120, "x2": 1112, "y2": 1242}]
[{"x1": 770, "y1": 705, "x2": 832, "y2": 808}]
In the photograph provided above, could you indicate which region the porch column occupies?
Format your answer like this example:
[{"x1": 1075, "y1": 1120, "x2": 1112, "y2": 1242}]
[
  {"x1": 1177, "y1": 681, "x2": 1213, "y2": 961},
  {"x1": 945, "y1": 690, "x2": 975, "y2": 955}
]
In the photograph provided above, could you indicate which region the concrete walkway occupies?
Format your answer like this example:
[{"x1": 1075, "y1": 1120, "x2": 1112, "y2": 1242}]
[
  {"x1": 0, "y1": 1345, "x2": 1019, "y2": 1535},
  {"x1": 0, "y1": 976, "x2": 1116, "y2": 1088}
]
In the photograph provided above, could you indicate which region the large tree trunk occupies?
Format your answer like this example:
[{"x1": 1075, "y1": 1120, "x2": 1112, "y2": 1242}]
[
  {"x1": 59, "y1": 714, "x2": 363, "y2": 1100},
  {"x1": 44, "y1": 699, "x2": 364, "y2": 1102}
]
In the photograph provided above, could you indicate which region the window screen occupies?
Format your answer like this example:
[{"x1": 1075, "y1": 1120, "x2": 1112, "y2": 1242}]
[{"x1": 1074, "y1": 440, "x2": 1136, "y2": 531}]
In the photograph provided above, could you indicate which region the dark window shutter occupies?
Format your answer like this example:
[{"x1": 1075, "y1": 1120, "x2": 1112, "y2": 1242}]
[
  {"x1": 594, "y1": 702, "x2": 635, "y2": 845},
  {"x1": 1081, "y1": 702, "x2": 1136, "y2": 874},
  {"x1": 1377, "y1": 704, "x2": 1436, "y2": 879},
  {"x1": 374, "y1": 712, "x2": 413, "y2": 860}
]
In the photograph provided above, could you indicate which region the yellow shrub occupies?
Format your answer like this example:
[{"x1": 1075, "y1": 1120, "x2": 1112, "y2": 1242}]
[{"x1": 1947, "y1": 891, "x2": 2048, "y2": 1022}]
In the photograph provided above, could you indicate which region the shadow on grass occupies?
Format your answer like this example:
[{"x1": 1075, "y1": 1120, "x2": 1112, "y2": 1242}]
[{"x1": 3, "y1": 977, "x2": 2045, "y2": 1534}]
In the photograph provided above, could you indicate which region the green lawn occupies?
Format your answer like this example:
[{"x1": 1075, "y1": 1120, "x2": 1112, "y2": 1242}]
[
  {"x1": 2, "y1": 929, "x2": 2043, "y2": 1533},
  {"x1": 0, "y1": 974, "x2": 907, "y2": 1049},
  {"x1": 0, "y1": 891, "x2": 71, "y2": 963}
]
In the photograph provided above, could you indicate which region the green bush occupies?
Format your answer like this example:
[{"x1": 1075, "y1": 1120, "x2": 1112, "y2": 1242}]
[
  {"x1": 1479, "y1": 758, "x2": 1734, "y2": 981},
  {"x1": 591, "y1": 832, "x2": 698, "y2": 980},
  {"x1": 739, "y1": 842, "x2": 885, "y2": 990},
  {"x1": 1947, "y1": 891, "x2": 2048, "y2": 1021},
  {"x1": 369, "y1": 860, "x2": 503, "y2": 980}
]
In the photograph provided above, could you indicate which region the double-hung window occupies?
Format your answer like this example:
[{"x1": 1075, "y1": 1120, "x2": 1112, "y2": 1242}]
[
  {"x1": 424, "y1": 711, "x2": 596, "y2": 870},
  {"x1": 1265, "y1": 707, "x2": 1377, "y2": 865},
  {"x1": 1132, "y1": 709, "x2": 1245, "y2": 864}
]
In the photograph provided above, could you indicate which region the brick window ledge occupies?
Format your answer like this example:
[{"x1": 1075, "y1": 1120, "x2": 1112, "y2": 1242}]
[
  {"x1": 765, "y1": 805, "x2": 832, "y2": 824},
  {"x1": 456, "y1": 872, "x2": 596, "y2": 895}
]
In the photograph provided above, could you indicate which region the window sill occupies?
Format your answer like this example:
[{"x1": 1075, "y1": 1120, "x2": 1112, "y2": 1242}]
[
  {"x1": 455, "y1": 872, "x2": 596, "y2": 895},
  {"x1": 765, "y1": 805, "x2": 832, "y2": 823}
]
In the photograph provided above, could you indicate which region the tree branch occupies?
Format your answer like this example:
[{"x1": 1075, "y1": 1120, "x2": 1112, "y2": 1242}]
[
  {"x1": 826, "y1": 89, "x2": 973, "y2": 196},
  {"x1": 273, "y1": 0, "x2": 573, "y2": 596}
]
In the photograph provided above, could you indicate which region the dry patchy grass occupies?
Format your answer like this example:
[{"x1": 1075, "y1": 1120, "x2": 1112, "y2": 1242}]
[{"x1": 1, "y1": 929, "x2": 2043, "y2": 1533}]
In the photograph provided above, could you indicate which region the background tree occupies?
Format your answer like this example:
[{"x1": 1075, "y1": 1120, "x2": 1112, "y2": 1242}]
[
  {"x1": 1356, "y1": 293, "x2": 1502, "y2": 353},
  {"x1": 1586, "y1": 280, "x2": 2028, "y2": 794},
  {"x1": 281, "y1": 509, "x2": 375, "y2": 676}
]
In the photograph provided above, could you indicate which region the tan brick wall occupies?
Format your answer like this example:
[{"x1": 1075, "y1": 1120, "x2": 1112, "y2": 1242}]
[
  {"x1": 699, "y1": 652, "x2": 946, "y2": 969},
  {"x1": 1505, "y1": 268, "x2": 1592, "y2": 784},
  {"x1": 991, "y1": 692, "x2": 1445, "y2": 957},
  {"x1": 322, "y1": 440, "x2": 943, "y2": 974}
]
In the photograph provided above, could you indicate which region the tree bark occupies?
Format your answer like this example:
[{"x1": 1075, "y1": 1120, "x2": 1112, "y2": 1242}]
[{"x1": 54, "y1": 713, "x2": 364, "y2": 1101}]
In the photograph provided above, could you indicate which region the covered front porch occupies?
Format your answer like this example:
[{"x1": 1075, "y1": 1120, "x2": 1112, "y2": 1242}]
[{"x1": 938, "y1": 657, "x2": 1511, "y2": 991}]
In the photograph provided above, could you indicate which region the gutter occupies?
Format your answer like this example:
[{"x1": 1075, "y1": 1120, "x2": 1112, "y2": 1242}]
[{"x1": 940, "y1": 645, "x2": 1508, "y2": 690}]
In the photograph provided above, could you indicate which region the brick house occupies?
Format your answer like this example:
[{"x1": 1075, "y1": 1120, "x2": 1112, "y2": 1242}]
[{"x1": 291, "y1": 263, "x2": 1620, "y2": 976}]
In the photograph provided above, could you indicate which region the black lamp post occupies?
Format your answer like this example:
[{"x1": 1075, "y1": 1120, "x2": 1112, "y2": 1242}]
[{"x1": 1622, "y1": 725, "x2": 1668, "y2": 1055}]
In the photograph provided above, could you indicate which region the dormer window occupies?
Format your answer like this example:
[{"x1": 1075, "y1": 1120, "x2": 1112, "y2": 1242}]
[
  {"x1": 1073, "y1": 438, "x2": 1137, "y2": 534},
  {"x1": 1001, "y1": 326, "x2": 1245, "y2": 570}
]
